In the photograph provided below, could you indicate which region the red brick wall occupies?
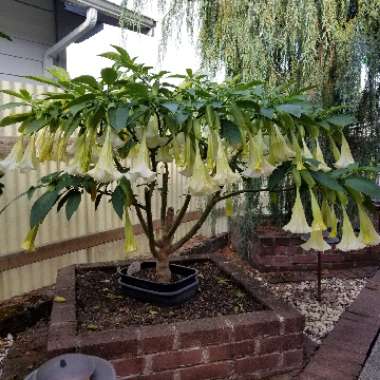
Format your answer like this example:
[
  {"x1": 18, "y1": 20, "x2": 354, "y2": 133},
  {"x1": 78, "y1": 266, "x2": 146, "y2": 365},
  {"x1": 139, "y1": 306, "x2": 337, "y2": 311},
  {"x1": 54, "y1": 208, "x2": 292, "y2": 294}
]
[
  {"x1": 109, "y1": 312, "x2": 303, "y2": 379},
  {"x1": 246, "y1": 230, "x2": 380, "y2": 272}
]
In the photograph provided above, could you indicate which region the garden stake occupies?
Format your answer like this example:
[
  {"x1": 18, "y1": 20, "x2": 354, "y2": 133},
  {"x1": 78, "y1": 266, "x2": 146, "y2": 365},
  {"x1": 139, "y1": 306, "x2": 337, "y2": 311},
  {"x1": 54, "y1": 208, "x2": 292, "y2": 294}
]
[{"x1": 317, "y1": 252, "x2": 322, "y2": 302}]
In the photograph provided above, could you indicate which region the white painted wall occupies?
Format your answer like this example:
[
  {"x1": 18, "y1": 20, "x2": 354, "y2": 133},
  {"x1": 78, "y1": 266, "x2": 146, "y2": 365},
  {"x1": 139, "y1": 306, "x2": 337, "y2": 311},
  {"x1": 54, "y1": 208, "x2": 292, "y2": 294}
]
[{"x1": 0, "y1": 0, "x2": 55, "y2": 80}]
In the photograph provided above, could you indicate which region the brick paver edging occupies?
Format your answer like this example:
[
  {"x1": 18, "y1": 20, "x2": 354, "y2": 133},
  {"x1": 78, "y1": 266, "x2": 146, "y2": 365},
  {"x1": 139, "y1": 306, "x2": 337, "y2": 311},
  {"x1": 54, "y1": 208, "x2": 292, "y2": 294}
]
[
  {"x1": 48, "y1": 244, "x2": 304, "y2": 379},
  {"x1": 300, "y1": 270, "x2": 380, "y2": 380}
]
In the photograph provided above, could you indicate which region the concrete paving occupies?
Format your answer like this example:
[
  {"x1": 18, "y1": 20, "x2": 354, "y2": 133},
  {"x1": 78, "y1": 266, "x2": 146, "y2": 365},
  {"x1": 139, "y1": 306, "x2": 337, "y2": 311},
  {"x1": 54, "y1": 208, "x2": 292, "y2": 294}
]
[{"x1": 359, "y1": 333, "x2": 380, "y2": 380}]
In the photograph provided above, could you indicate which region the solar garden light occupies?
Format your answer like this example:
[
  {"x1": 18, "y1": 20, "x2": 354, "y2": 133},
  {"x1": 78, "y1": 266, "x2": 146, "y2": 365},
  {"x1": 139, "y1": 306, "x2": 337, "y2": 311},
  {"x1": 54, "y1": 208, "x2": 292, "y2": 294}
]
[{"x1": 24, "y1": 353, "x2": 116, "y2": 380}]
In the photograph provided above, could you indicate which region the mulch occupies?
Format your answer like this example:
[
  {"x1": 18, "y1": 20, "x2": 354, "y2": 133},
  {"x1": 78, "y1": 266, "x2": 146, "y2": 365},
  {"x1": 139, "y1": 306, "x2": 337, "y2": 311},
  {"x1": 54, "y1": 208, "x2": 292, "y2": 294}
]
[{"x1": 76, "y1": 259, "x2": 265, "y2": 333}]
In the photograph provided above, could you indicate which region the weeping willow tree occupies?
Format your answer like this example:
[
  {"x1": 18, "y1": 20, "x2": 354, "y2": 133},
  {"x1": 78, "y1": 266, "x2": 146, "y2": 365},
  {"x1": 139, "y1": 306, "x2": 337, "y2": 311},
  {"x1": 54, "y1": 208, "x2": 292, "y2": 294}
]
[{"x1": 121, "y1": 0, "x2": 380, "y2": 234}]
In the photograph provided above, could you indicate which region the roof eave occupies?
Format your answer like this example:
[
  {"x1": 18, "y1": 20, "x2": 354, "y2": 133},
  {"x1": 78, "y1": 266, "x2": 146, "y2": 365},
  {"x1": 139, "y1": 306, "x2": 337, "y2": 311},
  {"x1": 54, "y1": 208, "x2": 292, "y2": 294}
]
[{"x1": 65, "y1": 0, "x2": 156, "y2": 34}]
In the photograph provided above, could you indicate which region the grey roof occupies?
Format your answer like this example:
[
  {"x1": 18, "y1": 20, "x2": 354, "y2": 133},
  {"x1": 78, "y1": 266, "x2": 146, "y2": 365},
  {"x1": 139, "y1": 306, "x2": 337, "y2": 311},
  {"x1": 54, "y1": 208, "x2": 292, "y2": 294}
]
[{"x1": 63, "y1": 0, "x2": 156, "y2": 34}]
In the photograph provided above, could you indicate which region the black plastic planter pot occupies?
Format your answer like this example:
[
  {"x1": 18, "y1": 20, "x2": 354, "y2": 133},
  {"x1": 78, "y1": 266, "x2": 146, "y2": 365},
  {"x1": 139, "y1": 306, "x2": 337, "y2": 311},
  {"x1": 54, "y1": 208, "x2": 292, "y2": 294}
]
[{"x1": 117, "y1": 262, "x2": 199, "y2": 306}]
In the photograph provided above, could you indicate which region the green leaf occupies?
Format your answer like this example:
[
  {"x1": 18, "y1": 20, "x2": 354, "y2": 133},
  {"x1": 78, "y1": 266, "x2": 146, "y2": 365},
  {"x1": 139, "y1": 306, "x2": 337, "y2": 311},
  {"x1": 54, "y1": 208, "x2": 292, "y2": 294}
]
[
  {"x1": 98, "y1": 52, "x2": 121, "y2": 62},
  {"x1": 260, "y1": 108, "x2": 274, "y2": 119},
  {"x1": 1, "y1": 89, "x2": 31, "y2": 101},
  {"x1": 27, "y1": 186, "x2": 37, "y2": 200},
  {"x1": 111, "y1": 45, "x2": 131, "y2": 61},
  {"x1": 111, "y1": 185, "x2": 125, "y2": 219},
  {"x1": 0, "y1": 113, "x2": 32, "y2": 127},
  {"x1": 0, "y1": 31, "x2": 12, "y2": 41},
  {"x1": 311, "y1": 171, "x2": 345, "y2": 193},
  {"x1": 72, "y1": 75, "x2": 99, "y2": 89},
  {"x1": 124, "y1": 82, "x2": 148, "y2": 97},
  {"x1": 220, "y1": 119, "x2": 241, "y2": 146},
  {"x1": 25, "y1": 76, "x2": 61, "y2": 87},
  {"x1": 19, "y1": 89, "x2": 32, "y2": 101},
  {"x1": 109, "y1": 105, "x2": 129, "y2": 131},
  {"x1": 65, "y1": 191, "x2": 81, "y2": 221},
  {"x1": 344, "y1": 177, "x2": 380, "y2": 199},
  {"x1": 276, "y1": 103, "x2": 303, "y2": 118},
  {"x1": 56, "y1": 192, "x2": 71, "y2": 213},
  {"x1": 268, "y1": 162, "x2": 292, "y2": 190},
  {"x1": 47, "y1": 66, "x2": 70, "y2": 82},
  {"x1": 101, "y1": 68, "x2": 118, "y2": 85},
  {"x1": 161, "y1": 102, "x2": 179, "y2": 113},
  {"x1": 326, "y1": 115, "x2": 356, "y2": 127},
  {"x1": 95, "y1": 194, "x2": 103, "y2": 210},
  {"x1": 0, "y1": 102, "x2": 28, "y2": 112},
  {"x1": 20, "y1": 119, "x2": 45, "y2": 134},
  {"x1": 66, "y1": 94, "x2": 95, "y2": 114},
  {"x1": 30, "y1": 191, "x2": 59, "y2": 227}
]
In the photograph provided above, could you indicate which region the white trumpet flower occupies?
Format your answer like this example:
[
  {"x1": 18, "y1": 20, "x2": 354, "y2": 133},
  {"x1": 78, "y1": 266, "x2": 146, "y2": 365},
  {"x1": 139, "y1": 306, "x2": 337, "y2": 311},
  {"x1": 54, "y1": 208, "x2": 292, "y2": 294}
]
[
  {"x1": 0, "y1": 136, "x2": 24, "y2": 171},
  {"x1": 156, "y1": 144, "x2": 173, "y2": 163},
  {"x1": 268, "y1": 125, "x2": 295, "y2": 165},
  {"x1": 283, "y1": 187, "x2": 312, "y2": 234},
  {"x1": 173, "y1": 132, "x2": 186, "y2": 166},
  {"x1": 334, "y1": 134, "x2": 355, "y2": 169},
  {"x1": 145, "y1": 115, "x2": 168, "y2": 149},
  {"x1": 313, "y1": 139, "x2": 331, "y2": 172},
  {"x1": 178, "y1": 136, "x2": 194, "y2": 177},
  {"x1": 18, "y1": 135, "x2": 38, "y2": 172},
  {"x1": 126, "y1": 133, "x2": 156, "y2": 183},
  {"x1": 357, "y1": 202, "x2": 380, "y2": 246},
  {"x1": 243, "y1": 130, "x2": 276, "y2": 178},
  {"x1": 65, "y1": 131, "x2": 92, "y2": 175},
  {"x1": 321, "y1": 198, "x2": 338, "y2": 238},
  {"x1": 301, "y1": 230, "x2": 331, "y2": 252},
  {"x1": 188, "y1": 144, "x2": 219, "y2": 196},
  {"x1": 336, "y1": 208, "x2": 365, "y2": 252},
  {"x1": 301, "y1": 138, "x2": 313, "y2": 160},
  {"x1": 124, "y1": 208, "x2": 137, "y2": 253},
  {"x1": 21, "y1": 225, "x2": 39, "y2": 252},
  {"x1": 310, "y1": 189, "x2": 327, "y2": 231},
  {"x1": 213, "y1": 138, "x2": 241, "y2": 186},
  {"x1": 207, "y1": 129, "x2": 218, "y2": 171},
  {"x1": 36, "y1": 128, "x2": 55, "y2": 162},
  {"x1": 87, "y1": 127, "x2": 121, "y2": 183}
]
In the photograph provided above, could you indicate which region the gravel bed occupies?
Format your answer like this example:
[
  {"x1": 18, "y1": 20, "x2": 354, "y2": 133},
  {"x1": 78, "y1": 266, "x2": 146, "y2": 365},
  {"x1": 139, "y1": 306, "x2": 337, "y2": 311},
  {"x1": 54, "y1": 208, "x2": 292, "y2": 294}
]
[{"x1": 263, "y1": 278, "x2": 367, "y2": 344}]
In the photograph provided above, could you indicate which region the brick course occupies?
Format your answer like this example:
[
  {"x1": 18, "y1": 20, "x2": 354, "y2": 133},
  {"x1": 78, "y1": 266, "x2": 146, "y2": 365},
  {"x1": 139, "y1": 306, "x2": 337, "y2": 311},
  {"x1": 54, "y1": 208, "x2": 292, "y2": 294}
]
[
  {"x1": 48, "y1": 242, "x2": 304, "y2": 380},
  {"x1": 300, "y1": 270, "x2": 380, "y2": 380},
  {"x1": 238, "y1": 228, "x2": 380, "y2": 272}
]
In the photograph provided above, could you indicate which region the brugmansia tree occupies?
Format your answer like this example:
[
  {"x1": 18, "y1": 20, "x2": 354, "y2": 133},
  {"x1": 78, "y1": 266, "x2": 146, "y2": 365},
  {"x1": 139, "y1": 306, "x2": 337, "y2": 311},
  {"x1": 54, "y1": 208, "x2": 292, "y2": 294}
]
[{"x1": 1, "y1": 46, "x2": 380, "y2": 282}]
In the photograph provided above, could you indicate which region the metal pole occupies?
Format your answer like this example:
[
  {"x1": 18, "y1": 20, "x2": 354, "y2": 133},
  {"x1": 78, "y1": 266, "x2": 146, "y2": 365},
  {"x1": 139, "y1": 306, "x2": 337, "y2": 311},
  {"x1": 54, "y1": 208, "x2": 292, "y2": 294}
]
[{"x1": 317, "y1": 252, "x2": 322, "y2": 302}]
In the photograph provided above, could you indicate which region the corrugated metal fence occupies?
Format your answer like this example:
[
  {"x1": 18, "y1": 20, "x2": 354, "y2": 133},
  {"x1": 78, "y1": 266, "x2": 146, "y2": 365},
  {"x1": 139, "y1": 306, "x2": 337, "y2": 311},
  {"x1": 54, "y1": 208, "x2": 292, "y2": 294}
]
[{"x1": 0, "y1": 80, "x2": 228, "y2": 301}]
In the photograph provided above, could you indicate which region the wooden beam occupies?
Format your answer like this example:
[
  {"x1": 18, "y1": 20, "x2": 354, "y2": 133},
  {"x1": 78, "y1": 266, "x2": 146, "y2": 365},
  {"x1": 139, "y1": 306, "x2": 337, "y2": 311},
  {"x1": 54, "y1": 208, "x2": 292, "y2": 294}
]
[{"x1": 0, "y1": 210, "x2": 202, "y2": 272}]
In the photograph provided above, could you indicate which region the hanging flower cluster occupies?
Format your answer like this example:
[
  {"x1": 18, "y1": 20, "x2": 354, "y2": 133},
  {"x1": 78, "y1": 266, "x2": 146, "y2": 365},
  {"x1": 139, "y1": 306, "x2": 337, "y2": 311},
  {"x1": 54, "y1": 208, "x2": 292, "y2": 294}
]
[{"x1": 1, "y1": 45, "x2": 379, "y2": 259}]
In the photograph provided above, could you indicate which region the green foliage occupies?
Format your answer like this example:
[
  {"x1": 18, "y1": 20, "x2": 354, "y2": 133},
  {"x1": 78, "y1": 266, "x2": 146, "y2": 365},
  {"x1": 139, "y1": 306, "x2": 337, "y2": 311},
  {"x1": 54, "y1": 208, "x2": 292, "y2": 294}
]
[
  {"x1": 1, "y1": 45, "x2": 379, "y2": 257},
  {"x1": 0, "y1": 32, "x2": 12, "y2": 41}
]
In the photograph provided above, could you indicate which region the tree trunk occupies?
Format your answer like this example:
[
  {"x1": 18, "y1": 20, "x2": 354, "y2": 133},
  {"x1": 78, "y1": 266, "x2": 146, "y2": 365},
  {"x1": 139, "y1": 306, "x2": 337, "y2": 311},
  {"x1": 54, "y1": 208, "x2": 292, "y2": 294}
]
[{"x1": 156, "y1": 247, "x2": 171, "y2": 283}]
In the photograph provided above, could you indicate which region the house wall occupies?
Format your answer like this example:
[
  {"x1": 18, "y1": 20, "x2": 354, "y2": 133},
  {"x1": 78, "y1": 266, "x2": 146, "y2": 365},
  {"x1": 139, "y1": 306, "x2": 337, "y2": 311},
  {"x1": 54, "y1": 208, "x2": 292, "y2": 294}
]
[{"x1": 0, "y1": 0, "x2": 55, "y2": 80}]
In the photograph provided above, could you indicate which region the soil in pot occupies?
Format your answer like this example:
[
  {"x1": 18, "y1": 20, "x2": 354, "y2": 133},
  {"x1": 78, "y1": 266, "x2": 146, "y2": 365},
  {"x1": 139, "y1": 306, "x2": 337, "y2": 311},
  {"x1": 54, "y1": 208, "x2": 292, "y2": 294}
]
[{"x1": 76, "y1": 260, "x2": 266, "y2": 333}]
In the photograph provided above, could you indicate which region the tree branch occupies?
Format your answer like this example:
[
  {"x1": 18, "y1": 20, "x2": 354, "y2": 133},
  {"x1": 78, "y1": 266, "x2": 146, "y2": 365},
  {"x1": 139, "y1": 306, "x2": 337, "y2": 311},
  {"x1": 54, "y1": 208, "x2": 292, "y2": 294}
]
[
  {"x1": 169, "y1": 192, "x2": 220, "y2": 253},
  {"x1": 216, "y1": 186, "x2": 295, "y2": 202},
  {"x1": 169, "y1": 186, "x2": 294, "y2": 254},
  {"x1": 160, "y1": 163, "x2": 169, "y2": 229},
  {"x1": 144, "y1": 187, "x2": 158, "y2": 257},
  {"x1": 167, "y1": 193, "x2": 192, "y2": 240},
  {"x1": 133, "y1": 203, "x2": 149, "y2": 236}
]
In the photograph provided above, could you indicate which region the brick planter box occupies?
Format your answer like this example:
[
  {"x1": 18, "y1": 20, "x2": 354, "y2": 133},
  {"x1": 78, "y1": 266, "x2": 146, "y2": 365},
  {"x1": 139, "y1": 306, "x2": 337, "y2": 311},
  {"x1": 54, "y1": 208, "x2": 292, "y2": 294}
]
[
  {"x1": 48, "y1": 247, "x2": 304, "y2": 379},
  {"x1": 231, "y1": 225, "x2": 380, "y2": 272}
]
